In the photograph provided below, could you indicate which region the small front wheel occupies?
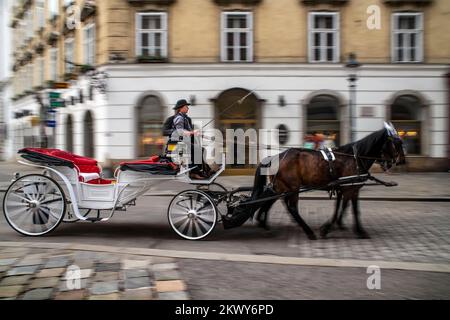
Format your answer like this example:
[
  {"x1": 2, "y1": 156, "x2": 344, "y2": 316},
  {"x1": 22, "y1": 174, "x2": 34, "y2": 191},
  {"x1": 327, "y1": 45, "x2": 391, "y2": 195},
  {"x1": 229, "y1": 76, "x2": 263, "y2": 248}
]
[
  {"x1": 168, "y1": 190, "x2": 217, "y2": 240},
  {"x1": 3, "y1": 174, "x2": 66, "y2": 236}
]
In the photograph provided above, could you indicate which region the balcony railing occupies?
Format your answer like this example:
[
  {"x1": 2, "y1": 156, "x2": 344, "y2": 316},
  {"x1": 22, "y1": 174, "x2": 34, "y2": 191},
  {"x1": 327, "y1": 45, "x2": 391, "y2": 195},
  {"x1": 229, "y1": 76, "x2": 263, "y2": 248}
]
[
  {"x1": 34, "y1": 43, "x2": 44, "y2": 55},
  {"x1": 213, "y1": 0, "x2": 262, "y2": 5},
  {"x1": 81, "y1": 0, "x2": 96, "y2": 22},
  {"x1": 383, "y1": 0, "x2": 432, "y2": 4},
  {"x1": 301, "y1": 0, "x2": 348, "y2": 4},
  {"x1": 127, "y1": 0, "x2": 177, "y2": 4},
  {"x1": 47, "y1": 31, "x2": 60, "y2": 45}
]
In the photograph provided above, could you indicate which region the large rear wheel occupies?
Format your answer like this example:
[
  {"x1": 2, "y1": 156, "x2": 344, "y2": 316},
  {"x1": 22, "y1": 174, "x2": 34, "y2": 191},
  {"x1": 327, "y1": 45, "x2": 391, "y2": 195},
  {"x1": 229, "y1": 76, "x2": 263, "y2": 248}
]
[
  {"x1": 168, "y1": 190, "x2": 217, "y2": 240},
  {"x1": 3, "y1": 174, "x2": 66, "y2": 236}
]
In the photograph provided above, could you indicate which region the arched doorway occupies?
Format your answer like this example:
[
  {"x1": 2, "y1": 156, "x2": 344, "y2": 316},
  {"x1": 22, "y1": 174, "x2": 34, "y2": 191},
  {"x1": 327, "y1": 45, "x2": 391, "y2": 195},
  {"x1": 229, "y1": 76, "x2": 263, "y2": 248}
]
[
  {"x1": 83, "y1": 111, "x2": 94, "y2": 158},
  {"x1": 390, "y1": 95, "x2": 423, "y2": 155},
  {"x1": 305, "y1": 94, "x2": 341, "y2": 148},
  {"x1": 65, "y1": 114, "x2": 73, "y2": 153},
  {"x1": 136, "y1": 95, "x2": 164, "y2": 157},
  {"x1": 214, "y1": 88, "x2": 260, "y2": 173}
]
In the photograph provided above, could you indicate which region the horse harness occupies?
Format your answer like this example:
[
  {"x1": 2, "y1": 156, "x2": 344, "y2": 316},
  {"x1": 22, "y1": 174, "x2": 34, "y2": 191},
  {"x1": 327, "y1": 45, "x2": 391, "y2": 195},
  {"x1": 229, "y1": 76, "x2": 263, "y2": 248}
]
[{"x1": 319, "y1": 148, "x2": 338, "y2": 180}]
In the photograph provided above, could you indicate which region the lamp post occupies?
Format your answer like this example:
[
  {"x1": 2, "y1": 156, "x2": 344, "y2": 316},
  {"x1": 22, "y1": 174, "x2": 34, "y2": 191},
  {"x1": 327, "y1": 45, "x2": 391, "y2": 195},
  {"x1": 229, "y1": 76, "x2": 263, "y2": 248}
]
[{"x1": 345, "y1": 53, "x2": 361, "y2": 143}]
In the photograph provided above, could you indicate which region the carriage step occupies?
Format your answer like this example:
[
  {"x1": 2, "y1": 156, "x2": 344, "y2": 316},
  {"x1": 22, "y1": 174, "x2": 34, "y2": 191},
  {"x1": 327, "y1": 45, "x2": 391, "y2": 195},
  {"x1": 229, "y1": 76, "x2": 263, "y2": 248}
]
[{"x1": 86, "y1": 217, "x2": 103, "y2": 223}]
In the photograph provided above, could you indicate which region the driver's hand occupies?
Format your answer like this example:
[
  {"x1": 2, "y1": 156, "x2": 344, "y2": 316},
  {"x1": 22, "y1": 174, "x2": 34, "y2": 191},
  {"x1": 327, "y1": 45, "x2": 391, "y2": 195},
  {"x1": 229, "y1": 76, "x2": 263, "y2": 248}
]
[{"x1": 192, "y1": 129, "x2": 201, "y2": 136}]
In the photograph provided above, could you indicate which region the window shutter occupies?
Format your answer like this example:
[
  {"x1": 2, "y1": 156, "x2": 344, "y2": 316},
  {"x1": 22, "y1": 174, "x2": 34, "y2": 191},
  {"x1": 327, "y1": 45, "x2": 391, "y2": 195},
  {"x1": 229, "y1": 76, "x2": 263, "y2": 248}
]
[
  {"x1": 247, "y1": 12, "x2": 253, "y2": 62},
  {"x1": 220, "y1": 12, "x2": 226, "y2": 62},
  {"x1": 308, "y1": 13, "x2": 313, "y2": 62}
]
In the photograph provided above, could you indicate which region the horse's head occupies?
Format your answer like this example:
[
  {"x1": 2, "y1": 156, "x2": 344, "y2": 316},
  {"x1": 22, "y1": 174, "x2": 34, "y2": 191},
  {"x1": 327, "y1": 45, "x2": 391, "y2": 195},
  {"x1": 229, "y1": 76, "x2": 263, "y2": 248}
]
[{"x1": 378, "y1": 122, "x2": 406, "y2": 171}]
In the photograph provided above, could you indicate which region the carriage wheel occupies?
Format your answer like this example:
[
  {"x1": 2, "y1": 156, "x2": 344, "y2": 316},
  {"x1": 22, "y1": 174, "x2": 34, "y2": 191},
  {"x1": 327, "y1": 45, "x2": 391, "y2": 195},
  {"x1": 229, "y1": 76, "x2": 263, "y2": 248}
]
[
  {"x1": 3, "y1": 174, "x2": 66, "y2": 236},
  {"x1": 63, "y1": 208, "x2": 91, "y2": 223},
  {"x1": 197, "y1": 182, "x2": 228, "y2": 193},
  {"x1": 197, "y1": 183, "x2": 228, "y2": 216},
  {"x1": 168, "y1": 190, "x2": 217, "y2": 240}
]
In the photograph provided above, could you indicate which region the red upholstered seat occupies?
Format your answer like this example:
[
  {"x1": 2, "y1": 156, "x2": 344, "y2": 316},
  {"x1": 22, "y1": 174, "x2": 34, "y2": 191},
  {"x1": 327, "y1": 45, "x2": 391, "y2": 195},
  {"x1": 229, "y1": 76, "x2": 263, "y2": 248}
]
[
  {"x1": 20, "y1": 148, "x2": 106, "y2": 183},
  {"x1": 84, "y1": 178, "x2": 116, "y2": 185}
]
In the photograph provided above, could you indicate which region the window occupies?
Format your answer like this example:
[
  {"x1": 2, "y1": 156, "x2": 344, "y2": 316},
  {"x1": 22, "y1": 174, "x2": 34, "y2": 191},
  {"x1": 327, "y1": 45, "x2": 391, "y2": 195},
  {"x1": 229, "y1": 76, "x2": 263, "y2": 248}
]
[
  {"x1": 137, "y1": 95, "x2": 164, "y2": 157},
  {"x1": 221, "y1": 12, "x2": 253, "y2": 62},
  {"x1": 84, "y1": 111, "x2": 94, "y2": 157},
  {"x1": 65, "y1": 38, "x2": 74, "y2": 73},
  {"x1": 83, "y1": 24, "x2": 96, "y2": 65},
  {"x1": 36, "y1": 0, "x2": 45, "y2": 29},
  {"x1": 28, "y1": 64, "x2": 33, "y2": 90},
  {"x1": 39, "y1": 56, "x2": 45, "y2": 85},
  {"x1": 305, "y1": 95, "x2": 340, "y2": 148},
  {"x1": 308, "y1": 12, "x2": 340, "y2": 63},
  {"x1": 136, "y1": 13, "x2": 167, "y2": 58},
  {"x1": 390, "y1": 95, "x2": 423, "y2": 154},
  {"x1": 66, "y1": 114, "x2": 74, "y2": 153},
  {"x1": 392, "y1": 13, "x2": 423, "y2": 63},
  {"x1": 50, "y1": 48, "x2": 58, "y2": 81},
  {"x1": 25, "y1": 10, "x2": 33, "y2": 39},
  {"x1": 49, "y1": 0, "x2": 59, "y2": 18}
]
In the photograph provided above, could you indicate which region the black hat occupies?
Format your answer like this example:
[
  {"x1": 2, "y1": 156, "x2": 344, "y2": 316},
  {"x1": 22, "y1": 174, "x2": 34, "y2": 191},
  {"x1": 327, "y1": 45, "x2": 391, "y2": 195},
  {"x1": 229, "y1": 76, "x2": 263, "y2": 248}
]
[{"x1": 173, "y1": 99, "x2": 191, "y2": 110}]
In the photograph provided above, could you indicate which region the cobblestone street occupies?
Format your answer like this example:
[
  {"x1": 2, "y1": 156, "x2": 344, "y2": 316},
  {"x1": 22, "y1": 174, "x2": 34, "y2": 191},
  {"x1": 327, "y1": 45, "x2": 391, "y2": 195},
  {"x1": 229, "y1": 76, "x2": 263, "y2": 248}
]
[
  {"x1": 0, "y1": 166, "x2": 449, "y2": 299},
  {"x1": 0, "y1": 246, "x2": 189, "y2": 300}
]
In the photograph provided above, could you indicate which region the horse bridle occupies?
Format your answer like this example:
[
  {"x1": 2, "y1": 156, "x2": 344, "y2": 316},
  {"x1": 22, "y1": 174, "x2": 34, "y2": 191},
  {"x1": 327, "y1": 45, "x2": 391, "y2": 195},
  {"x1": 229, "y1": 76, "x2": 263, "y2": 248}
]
[{"x1": 333, "y1": 135, "x2": 404, "y2": 173}]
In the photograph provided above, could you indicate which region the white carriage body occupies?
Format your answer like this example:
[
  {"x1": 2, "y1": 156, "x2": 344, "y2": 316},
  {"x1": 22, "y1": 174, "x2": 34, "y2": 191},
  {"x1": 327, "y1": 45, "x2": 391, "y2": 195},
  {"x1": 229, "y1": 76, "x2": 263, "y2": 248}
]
[{"x1": 17, "y1": 152, "x2": 225, "y2": 221}]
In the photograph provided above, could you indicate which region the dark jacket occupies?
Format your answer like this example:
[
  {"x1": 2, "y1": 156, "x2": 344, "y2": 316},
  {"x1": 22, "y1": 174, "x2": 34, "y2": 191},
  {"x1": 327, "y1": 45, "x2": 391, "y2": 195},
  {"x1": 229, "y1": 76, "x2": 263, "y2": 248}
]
[{"x1": 173, "y1": 112, "x2": 193, "y2": 133}]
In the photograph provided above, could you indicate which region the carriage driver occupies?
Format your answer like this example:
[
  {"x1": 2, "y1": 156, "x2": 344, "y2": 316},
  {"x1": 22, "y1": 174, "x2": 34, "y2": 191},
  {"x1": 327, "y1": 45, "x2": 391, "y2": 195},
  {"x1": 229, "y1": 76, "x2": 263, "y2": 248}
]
[{"x1": 170, "y1": 99, "x2": 208, "y2": 179}]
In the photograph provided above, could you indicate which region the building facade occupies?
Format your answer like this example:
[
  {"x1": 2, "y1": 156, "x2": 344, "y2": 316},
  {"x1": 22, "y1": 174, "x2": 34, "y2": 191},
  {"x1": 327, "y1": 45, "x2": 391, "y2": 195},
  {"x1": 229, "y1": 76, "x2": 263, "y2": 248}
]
[
  {"x1": 7, "y1": 0, "x2": 450, "y2": 172},
  {"x1": 0, "y1": 0, "x2": 13, "y2": 160}
]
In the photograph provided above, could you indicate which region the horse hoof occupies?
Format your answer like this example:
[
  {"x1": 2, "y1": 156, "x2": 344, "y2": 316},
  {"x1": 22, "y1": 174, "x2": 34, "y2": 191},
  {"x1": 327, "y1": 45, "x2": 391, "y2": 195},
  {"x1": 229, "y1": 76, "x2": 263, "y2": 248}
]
[
  {"x1": 308, "y1": 233, "x2": 318, "y2": 240},
  {"x1": 258, "y1": 221, "x2": 270, "y2": 230},
  {"x1": 319, "y1": 226, "x2": 330, "y2": 238},
  {"x1": 356, "y1": 231, "x2": 371, "y2": 239}
]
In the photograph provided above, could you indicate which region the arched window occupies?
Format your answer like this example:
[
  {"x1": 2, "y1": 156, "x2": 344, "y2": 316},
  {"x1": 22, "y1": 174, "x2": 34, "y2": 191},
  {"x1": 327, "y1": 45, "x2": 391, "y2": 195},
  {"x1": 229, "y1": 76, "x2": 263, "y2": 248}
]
[
  {"x1": 65, "y1": 114, "x2": 73, "y2": 153},
  {"x1": 305, "y1": 94, "x2": 340, "y2": 148},
  {"x1": 83, "y1": 110, "x2": 94, "y2": 158},
  {"x1": 215, "y1": 88, "x2": 260, "y2": 170},
  {"x1": 137, "y1": 95, "x2": 164, "y2": 157},
  {"x1": 390, "y1": 95, "x2": 422, "y2": 155}
]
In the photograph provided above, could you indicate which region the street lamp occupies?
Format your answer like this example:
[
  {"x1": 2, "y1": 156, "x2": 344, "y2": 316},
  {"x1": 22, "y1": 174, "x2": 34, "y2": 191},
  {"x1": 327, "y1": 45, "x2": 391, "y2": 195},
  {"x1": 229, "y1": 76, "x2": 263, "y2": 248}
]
[{"x1": 345, "y1": 53, "x2": 361, "y2": 143}]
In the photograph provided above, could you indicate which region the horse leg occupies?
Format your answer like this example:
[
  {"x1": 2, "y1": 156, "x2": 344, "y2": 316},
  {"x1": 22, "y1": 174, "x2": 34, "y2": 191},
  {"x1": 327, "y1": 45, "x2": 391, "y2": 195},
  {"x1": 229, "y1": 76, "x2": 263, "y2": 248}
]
[
  {"x1": 319, "y1": 191, "x2": 342, "y2": 238},
  {"x1": 351, "y1": 195, "x2": 370, "y2": 239},
  {"x1": 284, "y1": 194, "x2": 317, "y2": 240},
  {"x1": 256, "y1": 199, "x2": 277, "y2": 230},
  {"x1": 336, "y1": 196, "x2": 350, "y2": 230}
]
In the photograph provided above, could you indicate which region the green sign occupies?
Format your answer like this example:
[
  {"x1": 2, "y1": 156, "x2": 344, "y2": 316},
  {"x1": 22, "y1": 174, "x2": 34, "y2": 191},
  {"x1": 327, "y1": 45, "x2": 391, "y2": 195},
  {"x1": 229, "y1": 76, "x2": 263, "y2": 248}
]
[
  {"x1": 49, "y1": 92, "x2": 60, "y2": 99},
  {"x1": 50, "y1": 99, "x2": 64, "y2": 108},
  {"x1": 49, "y1": 92, "x2": 65, "y2": 108}
]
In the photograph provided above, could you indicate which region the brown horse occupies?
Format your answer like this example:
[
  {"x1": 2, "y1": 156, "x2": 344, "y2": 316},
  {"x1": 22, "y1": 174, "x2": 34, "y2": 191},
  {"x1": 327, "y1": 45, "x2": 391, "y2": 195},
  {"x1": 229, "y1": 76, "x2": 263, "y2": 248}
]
[{"x1": 250, "y1": 123, "x2": 406, "y2": 240}]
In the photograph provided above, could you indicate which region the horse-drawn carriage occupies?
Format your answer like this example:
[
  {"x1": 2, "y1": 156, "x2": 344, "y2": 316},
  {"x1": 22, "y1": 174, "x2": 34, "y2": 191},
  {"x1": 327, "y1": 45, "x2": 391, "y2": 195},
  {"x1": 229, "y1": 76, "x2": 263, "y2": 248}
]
[{"x1": 2, "y1": 123, "x2": 405, "y2": 240}]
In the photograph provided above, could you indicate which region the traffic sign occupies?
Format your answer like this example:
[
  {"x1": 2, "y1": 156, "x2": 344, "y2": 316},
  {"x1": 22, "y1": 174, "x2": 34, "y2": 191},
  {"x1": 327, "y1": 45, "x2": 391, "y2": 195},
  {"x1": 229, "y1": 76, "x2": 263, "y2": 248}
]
[
  {"x1": 50, "y1": 99, "x2": 64, "y2": 108},
  {"x1": 48, "y1": 92, "x2": 65, "y2": 108},
  {"x1": 49, "y1": 92, "x2": 60, "y2": 99},
  {"x1": 46, "y1": 120, "x2": 56, "y2": 128},
  {"x1": 46, "y1": 109, "x2": 56, "y2": 127}
]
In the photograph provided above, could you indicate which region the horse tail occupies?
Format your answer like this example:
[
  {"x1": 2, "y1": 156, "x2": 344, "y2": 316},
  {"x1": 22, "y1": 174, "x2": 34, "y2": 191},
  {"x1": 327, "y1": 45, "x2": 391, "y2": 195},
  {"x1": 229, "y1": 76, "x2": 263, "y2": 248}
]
[
  {"x1": 250, "y1": 163, "x2": 266, "y2": 201},
  {"x1": 222, "y1": 164, "x2": 266, "y2": 229}
]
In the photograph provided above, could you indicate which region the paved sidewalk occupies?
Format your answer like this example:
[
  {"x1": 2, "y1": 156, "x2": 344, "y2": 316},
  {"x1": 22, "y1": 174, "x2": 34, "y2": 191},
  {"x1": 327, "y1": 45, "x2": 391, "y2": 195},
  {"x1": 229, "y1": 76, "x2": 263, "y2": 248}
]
[{"x1": 0, "y1": 244, "x2": 189, "y2": 300}]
